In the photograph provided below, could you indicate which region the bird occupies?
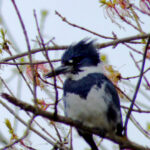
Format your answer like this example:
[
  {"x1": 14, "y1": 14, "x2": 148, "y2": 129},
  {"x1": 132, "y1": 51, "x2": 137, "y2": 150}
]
[{"x1": 45, "y1": 39, "x2": 123, "y2": 150}]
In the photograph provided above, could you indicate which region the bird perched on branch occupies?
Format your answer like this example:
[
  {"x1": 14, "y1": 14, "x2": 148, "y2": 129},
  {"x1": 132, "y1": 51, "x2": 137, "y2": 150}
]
[{"x1": 45, "y1": 39, "x2": 123, "y2": 150}]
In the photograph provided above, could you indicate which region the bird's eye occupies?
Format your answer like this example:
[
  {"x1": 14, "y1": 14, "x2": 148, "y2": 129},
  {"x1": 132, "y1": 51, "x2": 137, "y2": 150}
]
[
  {"x1": 63, "y1": 59, "x2": 73, "y2": 66},
  {"x1": 63, "y1": 57, "x2": 83, "y2": 66},
  {"x1": 68, "y1": 59, "x2": 73, "y2": 64}
]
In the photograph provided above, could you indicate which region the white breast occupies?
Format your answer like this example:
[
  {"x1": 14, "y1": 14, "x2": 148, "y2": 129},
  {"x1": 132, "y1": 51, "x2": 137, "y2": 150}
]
[{"x1": 64, "y1": 83, "x2": 111, "y2": 131}]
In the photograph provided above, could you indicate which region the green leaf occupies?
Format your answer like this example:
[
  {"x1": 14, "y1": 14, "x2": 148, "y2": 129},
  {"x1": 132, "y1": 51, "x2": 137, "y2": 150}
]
[
  {"x1": 41, "y1": 10, "x2": 48, "y2": 17},
  {"x1": 147, "y1": 122, "x2": 150, "y2": 131},
  {"x1": 20, "y1": 57, "x2": 25, "y2": 63}
]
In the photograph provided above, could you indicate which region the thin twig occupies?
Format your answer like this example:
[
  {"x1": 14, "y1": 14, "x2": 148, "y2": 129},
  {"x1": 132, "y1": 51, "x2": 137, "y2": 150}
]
[
  {"x1": 121, "y1": 67, "x2": 150, "y2": 80},
  {"x1": 130, "y1": 52, "x2": 150, "y2": 88},
  {"x1": 0, "y1": 100, "x2": 67, "y2": 150},
  {"x1": 115, "y1": 86, "x2": 141, "y2": 110},
  {"x1": 130, "y1": 114, "x2": 150, "y2": 138},
  {"x1": 11, "y1": 0, "x2": 36, "y2": 100},
  {"x1": 121, "y1": 105, "x2": 150, "y2": 113},
  {"x1": 0, "y1": 76, "x2": 14, "y2": 96},
  {"x1": 11, "y1": 0, "x2": 31, "y2": 51},
  {"x1": 0, "y1": 116, "x2": 36, "y2": 150},
  {"x1": 30, "y1": 117, "x2": 59, "y2": 142},
  {"x1": 0, "y1": 60, "x2": 60, "y2": 65},
  {"x1": 123, "y1": 43, "x2": 143, "y2": 55},
  {"x1": 97, "y1": 33, "x2": 150, "y2": 49},
  {"x1": 113, "y1": 6, "x2": 144, "y2": 33},
  {"x1": 55, "y1": 11, "x2": 114, "y2": 40},
  {"x1": 1, "y1": 47, "x2": 66, "y2": 62},
  {"x1": 70, "y1": 127, "x2": 73, "y2": 150},
  {"x1": 33, "y1": 10, "x2": 59, "y2": 117},
  {"x1": 124, "y1": 36, "x2": 150, "y2": 135},
  {"x1": 132, "y1": 4, "x2": 150, "y2": 17},
  {"x1": 53, "y1": 122, "x2": 63, "y2": 142}
]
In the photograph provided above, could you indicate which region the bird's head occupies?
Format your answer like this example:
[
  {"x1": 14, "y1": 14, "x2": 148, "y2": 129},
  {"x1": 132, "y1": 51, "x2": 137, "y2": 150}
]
[{"x1": 45, "y1": 39, "x2": 100, "y2": 78}]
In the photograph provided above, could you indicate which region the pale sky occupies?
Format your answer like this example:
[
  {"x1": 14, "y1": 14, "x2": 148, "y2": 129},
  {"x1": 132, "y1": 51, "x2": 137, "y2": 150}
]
[{"x1": 0, "y1": 0, "x2": 150, "y2": 149}]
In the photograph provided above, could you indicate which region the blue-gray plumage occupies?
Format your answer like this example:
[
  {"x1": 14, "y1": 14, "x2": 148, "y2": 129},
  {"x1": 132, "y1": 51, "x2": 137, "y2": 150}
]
[{"x1": 45, "y1": 40, "x2": 123, "y2": 150}]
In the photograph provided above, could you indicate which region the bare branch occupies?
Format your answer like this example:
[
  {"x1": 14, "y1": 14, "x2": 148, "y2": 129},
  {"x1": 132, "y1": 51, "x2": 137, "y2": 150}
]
[
  {"x1": 0, "y1": 100, "x2": 66, "y2": 150},
  {"x1": 55, "y1": 10, "x2": 114, "y2": 40},
  {"x1": 34, "y1": 10, "x2": 59, "y2": 116},
  {"x1": 1, "y1": 93, "x2": 150, "y2": 150},
  {"x1": 124, "y1": 36, "x2": 150, "y2": 135}
]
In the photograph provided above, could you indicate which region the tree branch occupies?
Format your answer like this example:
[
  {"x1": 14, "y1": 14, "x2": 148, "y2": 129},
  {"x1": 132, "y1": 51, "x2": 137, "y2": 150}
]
[
  {"x1": 0, "y1": 100, "x2": 67, "y2": 150},
  {"x1": 1, "y1": 33, "x2": 150, "y2": 63},
  {"x1": 55, "y1": 10, "x2": 114, "y2": 39},
  {"x1": 124, "y1": 36, "x2": 150, "y2": 135},
  {"x1": 1, "y1": 93, "x2": 149, "y2": 150}
]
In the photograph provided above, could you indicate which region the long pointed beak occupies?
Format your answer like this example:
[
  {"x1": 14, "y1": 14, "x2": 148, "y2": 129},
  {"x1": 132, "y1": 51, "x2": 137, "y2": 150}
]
[{"x1": 45, "y1": 65, "x2": 72, "y2": 78}]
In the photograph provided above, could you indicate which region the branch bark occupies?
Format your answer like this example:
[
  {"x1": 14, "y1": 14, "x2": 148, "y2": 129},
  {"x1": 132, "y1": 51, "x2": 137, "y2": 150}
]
[
  {"x1": 1, "y1": 93, "x2": 149, "y2": 150},
  {"x1": 1, "y1": 33, "x2": 150, "y2": 63}
]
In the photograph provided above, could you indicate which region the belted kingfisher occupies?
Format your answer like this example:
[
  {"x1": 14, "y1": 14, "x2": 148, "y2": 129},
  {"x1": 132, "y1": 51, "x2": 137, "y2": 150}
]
[{"x1": 45, "y1": 40, "x2": 123, "y2": 150}]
